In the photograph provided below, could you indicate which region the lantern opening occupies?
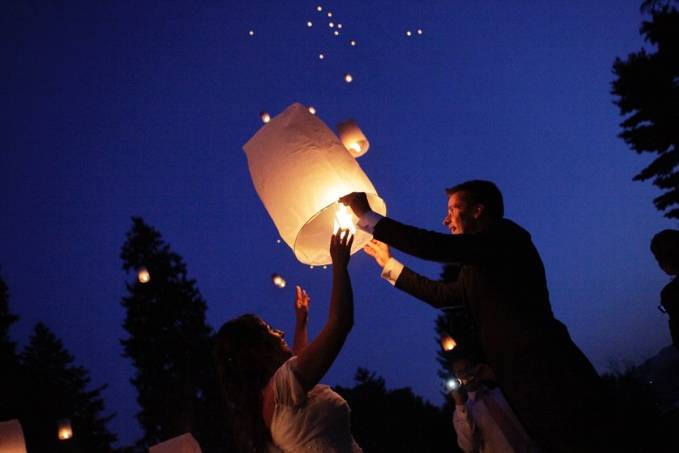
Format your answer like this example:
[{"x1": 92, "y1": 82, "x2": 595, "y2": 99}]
[
  {"x1": 57, "y1": 419, "x2": 72, "y2": 441},
  {"x1": 333, "y1": 204, "x2": 356, "y2": 235},
  {"x1": 441, "y1": 335, "x2": 457, "y2": 351}
]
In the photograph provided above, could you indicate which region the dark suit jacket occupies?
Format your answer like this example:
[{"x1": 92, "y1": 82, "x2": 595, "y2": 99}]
[{"x1": 375, "y1": 216, "x2": 613, "y2": 451}]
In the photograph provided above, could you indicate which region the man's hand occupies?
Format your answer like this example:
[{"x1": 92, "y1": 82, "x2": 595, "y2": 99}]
[
  {"x1": 363, "y1": 239, "x2": 391, "y2": 267},
  {"x1": 339, "y1": 192, "x2": 371, "y2": 218},
  {"x1": 295, "y1": 285, "x2": 310, "y2": 325}
]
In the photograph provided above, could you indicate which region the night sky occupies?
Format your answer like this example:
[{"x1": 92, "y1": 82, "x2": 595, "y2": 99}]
[{"x1": 1, "y1": 0, "x2": 673, "y2": 447}]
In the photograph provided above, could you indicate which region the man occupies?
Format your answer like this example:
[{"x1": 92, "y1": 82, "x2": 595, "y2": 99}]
[
  {"x1": 650, "y1": 229, "x2": 679, "y2": 352},
  {"x1": 449, "y1": 357, "x2": 536, "y2": 453},
  {"x1": 340, "y1": 181, "x2": 616, "y2": 452}
]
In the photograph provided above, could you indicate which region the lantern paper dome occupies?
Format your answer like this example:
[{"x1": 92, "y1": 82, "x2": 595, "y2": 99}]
[
  {"x1": 337, "y1": 119, "x2": 369, "y2": 157},
  {"x1": 244, "y1": 103, "x2": 387, "y2": 265},
  {"x1": 0, "y1": 419, "x2": 27, "y2": 453}
]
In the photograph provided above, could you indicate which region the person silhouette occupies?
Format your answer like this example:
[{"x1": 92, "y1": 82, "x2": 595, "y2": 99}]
[{"x1": 651, "y1": 229, "x2": 679, "y2": 352}]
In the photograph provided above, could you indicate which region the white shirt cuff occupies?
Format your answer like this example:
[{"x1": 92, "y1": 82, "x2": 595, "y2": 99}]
[
  {"x1": 357, "y1": 211, "x2": 384, "y2": 234},
  {"x1": 381, "y1": 257, "x2": 404, "y2": 286}
]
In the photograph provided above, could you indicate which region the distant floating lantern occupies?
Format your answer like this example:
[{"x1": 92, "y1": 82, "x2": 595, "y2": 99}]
[
  {"x1": 319, "y1": 53, "x2": 325, "y2": 60},
  {"x1": 337, "y1": 119, "x2": 369, "y2": 157},
  {"x1": 57, "y1": 419, "x2": 73, "y2": 441},
  {"x1": 417, "y1": 28, "x2": 423, "y2": 35},
  {"x1": 243, "y1": 103, "x2": 387, "y2": 265},
  {"x1": 350, "y1": 40, "x2": 356, "y2": 46},
  {"x1": 308, "y1": 106, "x2": 317, "y2": 114},
  {"x1": 406, "y1": 30, "x2": 412, "y2": 37},
  {"x1": 344, "y1": 73, "x2": 353, "y2": 83},
  {"x1": 337, "y1": 23, "x2": 343, "y2": 29},
  {"x1": 260, "y1": 112, "x2": 271, "y2": 123},
  {"x1": 272, "y1": 273, "x2": 286, "y2": 289},
  {"x1": 317, "y1": 5, "x2": 323, "y2": 11},
  {"x1": 327, "y1": 11, "x2": 333, "y2": 17},
  {"x1": 248, "y1": 30, "x2": 254, "y2": 36},
  {"x1": 334, "y1": 30, "x2": 340, "y2": 36},
  {"x1": 329, "y1": 22, "x2": 334, "y2": 28},
  {"x1": 307, "y1": 21, "x2": 313, "y2": 27},
  {"x1": 276, "y1": 239, "x2": 282, "y2": 244},
  {"x1": 440, "y1": 335, "x2": 457, "y2": 351},
  {"x1": 137, "y1": 267, "x2": 150, "y2": 284}
]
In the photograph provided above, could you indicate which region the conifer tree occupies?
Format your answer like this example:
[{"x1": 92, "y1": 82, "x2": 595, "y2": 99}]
[
  {"x1": 612, "y1": 4, "x2": 679, "y2": 219},
  {"x1": 20, "y1": 322, "x2": 117, "y2": 452},
  {"x1": 120, "y1": 217, "x2": 226, "y2": 451},
  {"x1": 0, "y1": 271, "x2": 20, "y2": 420}
]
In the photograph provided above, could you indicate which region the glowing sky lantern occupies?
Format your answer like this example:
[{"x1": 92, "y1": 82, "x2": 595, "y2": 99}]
[
  {"x1": 0, "y1": 419, "x2": 27, "y2": 453},
  {"x1": 248, "y1": 30, "x2": 254, "y2": 36},
  {"x1": 308, "y1": 106, "x2": 317, "y2": 114},
  {"x1": 316, "y1": 5, "x2": 323, "y2": 12},
  {"x1": 337, "y1": 119, "x2": 369, "y2": 157},
  {"x1": 307, "y1": 21, "x2": 313, "y2": 27},
  {"x1": 350, "y1": 40, "x2": 357, "y2": 46},
  {"x1": 440, "y1": 335, "x2": 457, "y2": 351},
  {"x1": 243, "y1": 103, "x2": 387, "y2": 265},
  {"x1": 406, "y1": 30, "x2": 412, "y2": 37},
  {"x1": 57, "y1": 419, "x2": 73, "y2": 441},
  {"x1": 334, "y1": 30, "x2": 340, "y2": 36},
  {"x1": 137, "y1": 267, "x2": 150, "y2": 284},
  {"x1": 344, "y1": 73, "x2": 353, "y2": 83},
  {"x1": 260, "y1": 112, "x2": 271, "y2": 123},
  {"x1": 272, "y1": 273, "x2": 286, "y2": 288},
  {"x1": 319, "y1": 53, "x2": 325, "y2": 60},
  {"x1": 417, "y1": 28, "x2": 423, "y2": 35}
]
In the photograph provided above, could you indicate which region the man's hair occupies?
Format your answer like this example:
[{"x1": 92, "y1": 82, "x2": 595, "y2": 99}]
[
  {"x1": 651, "y1": 229, "x2": 679, "y2": 268},
  {"x1": 445, "y1": 180, "x2": 504, "y2": 220}
]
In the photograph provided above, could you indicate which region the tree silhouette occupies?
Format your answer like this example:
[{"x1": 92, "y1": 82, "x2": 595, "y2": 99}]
[
  {"x1": 334, "y1": 368, "x2": 458, "y2": 453},
  {"x1": 20, "y1": 322, "x2": 117, "y2": 452},
  {"x1": 612, "y1": 5, "x2": 679, "y2": 219},
  {"x1": 120, "y1": 217, "x2": 227, "y2": 451},
  {"x1": 0, "y1": 271, "x2": 21, "y2": 421}
]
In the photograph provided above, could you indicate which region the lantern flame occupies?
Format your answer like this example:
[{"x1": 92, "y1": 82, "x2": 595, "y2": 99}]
[
  {"x1": 334, "y1": 204, "x2": 356, "y2": 235},
  {"x1": 137, "y1": 267, "x2": 150, "y2": 284},
  {"x1": 441, "y1": 335, "x2": 457, "y2": 351},
  {"x1": 57, "y1": 419, "x2": 73, "y2": 441},
  {"x1": 272, "y1": 273, "x2": 286, "y2": 288}
]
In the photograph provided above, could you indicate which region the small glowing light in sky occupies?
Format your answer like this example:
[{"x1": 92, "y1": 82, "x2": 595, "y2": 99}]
[
  {"x1": 323, "y1": 266, "x2": 328, "y2": 269},
  {"x1": 334, "y1": 30, "x2": 339, "y2": 36},
  {"x1": 248, "y1": 30, "x2": 255, "y2": 36},
  {"x1": 441, "y1": 335, "x2": 457, "y2": 351},
  {"x1": 276, "y1": 239, "x2": 281, "y2": 244},
  {"x1": 260, "y1": 112, "x2": 271, "y2": 123},
  {"x1": 319, "y1": 53, "x2": 325, "y2": 60},
  {"x1": 308, "y1": 106, "x2": 317, "y2": 114},
  {"x1": 337, "y1": 23, "x2": 343, "y2": 29},
  {"x1": 137, "y1": 267, "x2": 150, "y2": 284},
  {"x1": 406, "y1": 30, "x2": 412, "y2": 37},
  {"x1": 57, "y1": 419, "x2": 73, "y2": 441},
  {"x1": 272, "y1": 273, "x2": 286, "y2": 289},
  {"x1": 350, "y1": 40, "x2": 356, "y2": 46},
  {"x1": 329, "y1": 22, "x2": 334, "y2": 28},
  {"x1": 327, "y1": 11, "x2": 333, "y2": 17},
  {"x1": 317, "y1": 5, "x2": 323, "y2": 12},
  {"x1": 307, "y1": 21, "x2": 313, "y2": 27},
  {"x1": 344, "y1": 73, "x2": 353, "y2": 83},
  {"x1": 417, "y1": 28, "x2": 423, "y2": 35},
  {"x1": 310, "y1": 265, "x2": 314, "y2": 269}
]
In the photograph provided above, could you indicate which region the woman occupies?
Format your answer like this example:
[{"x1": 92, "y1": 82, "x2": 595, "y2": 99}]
[{"x1": 214, "y1": 230, "x2": 361, "y2": 452}]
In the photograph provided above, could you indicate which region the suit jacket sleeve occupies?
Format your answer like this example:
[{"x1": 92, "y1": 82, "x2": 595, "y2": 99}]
[
  {"x1": 395, "y1": 266, "x2": 464, "y2": 309},
  {"x1": 373, "y1": 217, "x2": 496, "y2": 264}
]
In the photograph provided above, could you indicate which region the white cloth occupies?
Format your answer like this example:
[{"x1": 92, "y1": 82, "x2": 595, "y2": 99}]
[
  {"x1": 356, "y1": 211, "x2": 406, "y2": 286},
  {"x1": 268, "y1": 357, "x2": 362, "y2": 453},
  {"x1": 356, "y1": 210, "x2": 383, "y2": 234},
  {"x1": 453, "y1": 387, "x2": 536, "y2": 453}
]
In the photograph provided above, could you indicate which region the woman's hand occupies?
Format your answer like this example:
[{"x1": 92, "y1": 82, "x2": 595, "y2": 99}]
[
  {"x1": 295, "y1": 285, "x2": 310, "y2": 325},
  {"x1": 330, "y1": 229, "x2": 354, "y2": 268}
]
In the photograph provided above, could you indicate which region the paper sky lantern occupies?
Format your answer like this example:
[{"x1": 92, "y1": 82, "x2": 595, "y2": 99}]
[
  {"x1": 308, "y1": 106, "x2": 317, "y2": 114},
  {"x1": 260, "y1": 112, "x2": 271, "y2": 123},
  {"x1": 272, "y1": 273, "x2": 286, "y2": 288},
  {"x1": 344, "y1": 73, "x2": 353, "y2": 83},
  {"x1": 244, "y1": 103, "x2": 387, "y2": 265},
  {"x1": 57, "y1": 419, "x2": 72, "y2": 440},
  {"x1": 0, "y1": 419, "x2": 27, "y2": 453},
  {"x1": 440, "y1": 335, "x2": 457, "y2": 351},
  {"x1": 337, "y1": 119, "x2": 369, "y2": 157},
  {"x1": 137, "y1": 267, "x2": 150, "y2": 284},
  {"x1": 150, "y1": 433, "x2": 202, "y2": 453}
]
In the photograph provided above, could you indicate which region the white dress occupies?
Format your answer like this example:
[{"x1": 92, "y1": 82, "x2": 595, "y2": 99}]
[{"x1": 267, "y1": 357, "x2": 363, "y2": 453}]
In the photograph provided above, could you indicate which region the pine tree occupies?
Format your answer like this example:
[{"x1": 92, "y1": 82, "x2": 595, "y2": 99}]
[
  {"x1": 120, "y1": 217, "x2": 226, "y2": 451},
  {"x1": 0, "y1": 271, "x2": 21, "y2": 420},
  {"x1": 20, "y1": 322, "x2": 117, "y2": 452},
  {"x1": 612, "y1": 4, "x2": 679, "y2": 219}
]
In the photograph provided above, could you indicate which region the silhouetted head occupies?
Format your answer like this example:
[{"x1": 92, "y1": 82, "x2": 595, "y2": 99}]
[
  {"x1": 213, "y1": 314, "x2": 292, "y2": 451},
  {"x1": 443, "y1": 180, "x2": 504, "y2": 234},
  {"x1": 651, "y1": 229, "x2": 679, "y2": 276}
]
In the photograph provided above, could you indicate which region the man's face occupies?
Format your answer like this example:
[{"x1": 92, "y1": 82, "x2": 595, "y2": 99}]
[
  {"x1": 443, "y1": 192, "x2": 481, "y2": 235},
  {"x1": 452, "y1": 359, "x2": 473, "y2": 385}
]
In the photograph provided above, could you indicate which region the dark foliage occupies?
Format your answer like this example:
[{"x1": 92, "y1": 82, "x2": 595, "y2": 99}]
[
  {"x1": 19, "y1": 322, "x2": 117, "y2": 452},
  {"x1": 334, "y1": 368, "x2": 459, "y2": 453},
  {"x1": 0, "y1": 271, "x2": 21, "y2": 420},
  {"x1": 612, "y1": 5, "x2": 679, "y2": 219},
  {"x1": 120, "y1": 217, "x2": 229, "y2": 451}
]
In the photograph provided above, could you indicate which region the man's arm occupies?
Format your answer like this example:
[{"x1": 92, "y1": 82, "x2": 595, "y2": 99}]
[
  {"x1": 453, "y1": 403, "x2": 480, "y2": 453},
  {"x1": 396, "y1": 266, "x2": 464, "y2": 309}
]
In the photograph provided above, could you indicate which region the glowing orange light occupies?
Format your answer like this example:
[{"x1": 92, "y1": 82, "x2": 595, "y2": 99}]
[
  {"x1": 441, "y1": 335, "x2": 457, "y2": 351},
  {"x1": 344, "y1": 73, "x2": 353, "y2": 83},
  {"x1": 337, "y1": 119, "x2": 369, "y2": 157},
  {"x1": 137, "y1": 267, "x2": 150, "y2": 284},
  {"x1": 57, "y1": 419, "x2": 72, "y2": 441},
  {"x1": 272, "y1": 273, "x2": 286, "y2": 288},
  {"x1": 260, "y1": 112, "x2": 271, "y2": 123},
  {"x1": 334, "y1": 204, "x2": 356, "y2": 235},
  {"x1": 308, "y1": 106, "x2": 317, "y2": 114},
  {"x1": 327, "y1": 11, "x2": 333, "y2": 17}
]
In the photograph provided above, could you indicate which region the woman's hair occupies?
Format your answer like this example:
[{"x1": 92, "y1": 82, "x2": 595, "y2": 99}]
[
  {"x1": 213, "y1": 314, "x2": 287, "y2": 452},
  {"x1": 651, "y1": 229, "x2": 679, "y2": 269}
]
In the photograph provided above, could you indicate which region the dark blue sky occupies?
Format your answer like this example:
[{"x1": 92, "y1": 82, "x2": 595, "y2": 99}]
[{"x1": 1, "y1": 0, "x2": 673, "y2": 447}]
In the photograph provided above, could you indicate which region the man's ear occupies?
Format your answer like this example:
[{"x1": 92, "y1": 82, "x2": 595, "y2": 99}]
[{"x1": 473, "y1": 204, "x2": 485, "y2": 219}]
